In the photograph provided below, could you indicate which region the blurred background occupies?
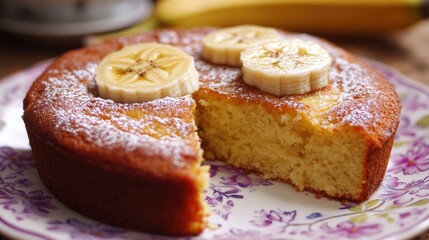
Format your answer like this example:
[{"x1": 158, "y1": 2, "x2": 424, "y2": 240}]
[
  {"x1": 0, "y1": 0, "x2": 428, "y2": 238},
  {"x1": 0, "y1": 0, "x2": 428, "y2": 84}
]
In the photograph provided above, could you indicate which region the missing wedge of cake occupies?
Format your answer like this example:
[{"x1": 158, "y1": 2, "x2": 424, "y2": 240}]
[{"x1": 22, "y1": 25, "x2": 400, "y2": 236}]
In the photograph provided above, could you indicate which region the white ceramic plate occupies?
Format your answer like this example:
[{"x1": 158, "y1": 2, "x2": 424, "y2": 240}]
[{"x1": 0, "y1": 59, "x2": 428, "y2": 240}]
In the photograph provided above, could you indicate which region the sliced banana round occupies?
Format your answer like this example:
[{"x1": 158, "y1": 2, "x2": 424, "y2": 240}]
[
  {"x1": 240, "y1": 39, "x2": 331, "y2": 96},
  {"x1": 202, "y1": 25, "x2": 280, "y2": 67},
  {"x1": 96, "y1": 42, "x2": 199, "y2": 103}
]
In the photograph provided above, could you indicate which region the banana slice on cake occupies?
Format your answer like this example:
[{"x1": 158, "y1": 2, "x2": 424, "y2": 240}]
[
  {"x1": 240, "y1": 39, "x2": 331, "y2": 96},
  {"x1": 202, "y1": 25, "x2": 280, "y2": 66},
  {"x1": 96, "y1": 42, "x2": 199, "y2": 103}
]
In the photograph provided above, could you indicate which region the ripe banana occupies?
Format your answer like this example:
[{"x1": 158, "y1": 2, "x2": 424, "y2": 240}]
[
  {"x1": 156, "y1": 0, "x2": 427, "y2": 35},
  {"x1": 241, "y1": 39, "x2": 331, "y2": 96},
  {"x1": 96, "y1": 42, "x2": 199, "y2": 103},
  {"x1": 202, "y1": 25, "x2": 280, "y2": 66}
]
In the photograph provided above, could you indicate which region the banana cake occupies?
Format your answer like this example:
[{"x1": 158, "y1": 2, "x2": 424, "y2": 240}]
[{"x1": 22, "y1": 27, "x2": 401, "y2": 236}]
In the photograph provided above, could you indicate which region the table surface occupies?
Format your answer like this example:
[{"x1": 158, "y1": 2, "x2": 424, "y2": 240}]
[{"x1": 0, "y1": 21, "x2": 428, "y2": 240}]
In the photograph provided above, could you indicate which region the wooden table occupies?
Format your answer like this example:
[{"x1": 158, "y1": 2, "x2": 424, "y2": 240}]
[{"x1": 0, "y1": 20, "x2": 428, "y2": 239}]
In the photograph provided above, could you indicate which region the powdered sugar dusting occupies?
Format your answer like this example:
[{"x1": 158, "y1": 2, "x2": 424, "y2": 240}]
[
  {"x1": 178, "y1": 29, "x2": 399, "y2": 138},
  {"x1": 26, "y1": 28, "x2": 400, "y2": 170},
  {"x1": 195, "y1": 60, "x2": 242, "y2": 89},
  {"x1": 157, "y1": 30, "x2": 180, "y2": 44},
  {"x1": 74, "y1": 63, "x2": 98, "y2": 79},
  {"x1": 30, "y1": 61, "x2": 198, "y2": 169},
  {"x1": 326, "y1": 56, "x2": 397, "y2": 136}
]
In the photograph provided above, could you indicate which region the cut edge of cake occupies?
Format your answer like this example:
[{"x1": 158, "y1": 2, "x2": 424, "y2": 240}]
[{"x1": 193, "y1": 90, "x2": 395, "y2": 202}]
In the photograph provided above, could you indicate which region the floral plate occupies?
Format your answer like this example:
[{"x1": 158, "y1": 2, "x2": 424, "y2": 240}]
[{"x1": 0, "y1": 59, "x2": 428, "y2": 240}]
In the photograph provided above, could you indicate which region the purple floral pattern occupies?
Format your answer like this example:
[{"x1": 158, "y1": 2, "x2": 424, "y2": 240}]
[
  {"x1": 395, "y1": 116, "x2": 416, "y2": 139},
  {"x1": 208, "y1": 163, "x2": 272, "y2": 190},
  {"x1": 0, "y1": 147, "x2": 35, "y2": 174},
  {"x1": 0, "y1": 186, "x2": 57, "y2": 218},
  {"x1": 400, "y1": 91, "x2": 429, "y2": 111},
  {"x1": 0, "y1": 148, "x2": 57, "y2": 220},
  {"x1": 251, "y1": 209, "x2": 297, "y2": 233},
  {"x1": 304, "y1": 221, "x2": 382, "y2": 239},
  {"x1": 388, "y1": 137, "x2": 429, "y2": 175},
  {"x1": 380, "y1": 175, "x2": 429, "y2": 205},
  {"x1": 47, "y1": 219, "x2": 125, "y2": 239},
  {"x1": 0, "y1": 60, "x2": 428, "y2": 239},
  {"x1": 205, "y1": 162, "x2": 272, "y2": 221},
  {"x1": 213, "y1": 228, "x2": 274, "y2": 240}
]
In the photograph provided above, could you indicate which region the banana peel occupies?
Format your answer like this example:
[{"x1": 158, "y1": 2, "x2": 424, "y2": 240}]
[{"x1": 155, "y1": 0, "x2": 428, "y2": 35}]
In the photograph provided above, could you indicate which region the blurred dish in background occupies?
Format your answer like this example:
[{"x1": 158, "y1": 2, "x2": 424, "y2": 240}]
[{"x1": 0, "y1": 0, "x2": 153, "y2": 37}]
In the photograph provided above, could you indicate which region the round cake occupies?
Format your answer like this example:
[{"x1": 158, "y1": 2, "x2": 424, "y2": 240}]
[{"x1": 22, "y1": 27, "x2": 401, "y2": 236}]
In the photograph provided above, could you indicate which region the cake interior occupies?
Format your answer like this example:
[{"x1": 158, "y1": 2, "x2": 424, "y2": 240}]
[{"x1": 194, "y1": 93, "x2": 369, "y2": 200}]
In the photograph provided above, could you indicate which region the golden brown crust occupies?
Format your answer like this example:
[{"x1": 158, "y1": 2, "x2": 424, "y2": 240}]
[
  {"x1": 26, "y1": 127, "x2": 205, "y2": 236},
  {"x1": 23, "y1": 46, "x2": 201, "y2": 174},
  {"x1": 360, "y1": 128, "x2": 398, "y2": 201},
  {"x1": 23, "y1": 32, "x2": 207, "y2": 236}
]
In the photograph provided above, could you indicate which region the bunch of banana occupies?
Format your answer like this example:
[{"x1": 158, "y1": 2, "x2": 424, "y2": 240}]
[
  {"x1": 155, "y1": 0, "x2": 428, "y2": 35},
  {"x1": 96, "y1": 43, "x2": 199, "y2": 103}
]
